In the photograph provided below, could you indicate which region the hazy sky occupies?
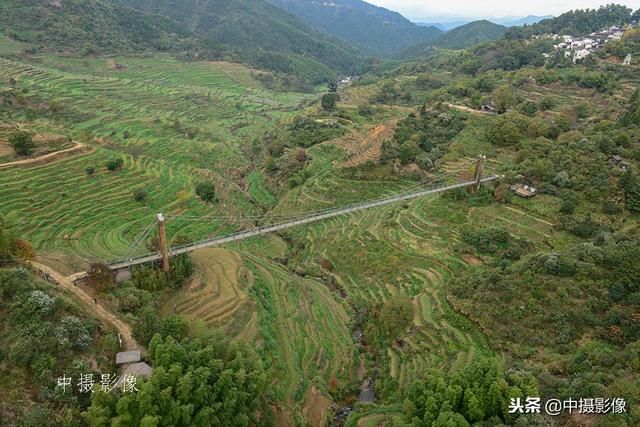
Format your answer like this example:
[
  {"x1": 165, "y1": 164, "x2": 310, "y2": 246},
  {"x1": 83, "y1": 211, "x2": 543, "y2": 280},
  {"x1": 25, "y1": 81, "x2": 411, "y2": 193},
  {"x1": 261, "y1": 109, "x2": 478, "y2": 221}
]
[{"x1": 366, "y1": 0, "x2": 640, "y2": 21}]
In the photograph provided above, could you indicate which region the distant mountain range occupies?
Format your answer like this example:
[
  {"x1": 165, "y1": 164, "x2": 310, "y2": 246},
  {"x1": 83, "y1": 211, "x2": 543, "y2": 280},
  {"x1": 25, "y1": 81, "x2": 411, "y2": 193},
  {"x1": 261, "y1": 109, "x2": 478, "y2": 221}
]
[
  {"x1": 417, "y1": 14, "x2": 552, "y2": 31},
  {"x1": 265, "y1": 0, "x2": 442, "y2": 56}
]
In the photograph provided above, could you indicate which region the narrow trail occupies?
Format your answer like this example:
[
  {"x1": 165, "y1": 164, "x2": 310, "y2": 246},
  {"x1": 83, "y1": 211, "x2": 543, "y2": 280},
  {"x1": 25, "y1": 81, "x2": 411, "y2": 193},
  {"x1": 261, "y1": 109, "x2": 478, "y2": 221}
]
[
  {"x1": 0, "y1": 140, "x2": 92, "y2": 169},
  {"x1": 29, "y1": 261, "x2": 138, "y2": 350},
  {"x1": 445, "y1": 103, "x2": 494, "y2": 115}
]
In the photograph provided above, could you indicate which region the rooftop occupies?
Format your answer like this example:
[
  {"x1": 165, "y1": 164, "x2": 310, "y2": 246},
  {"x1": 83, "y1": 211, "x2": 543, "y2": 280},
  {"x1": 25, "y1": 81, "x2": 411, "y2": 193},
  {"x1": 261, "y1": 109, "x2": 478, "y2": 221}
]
[{"x1": 116, "y1": 350, "x2": 141, "y2": 365}]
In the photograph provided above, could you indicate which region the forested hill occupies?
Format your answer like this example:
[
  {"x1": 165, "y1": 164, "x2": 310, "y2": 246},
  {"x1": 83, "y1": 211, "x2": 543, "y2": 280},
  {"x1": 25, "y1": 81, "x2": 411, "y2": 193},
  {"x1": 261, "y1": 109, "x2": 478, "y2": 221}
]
[
  {"x1": 434, "y1": 20, "x2": 507, "y2": 49},
  {"x1": 0, "y1": 0, "x2": 366, "y2": 84},
  {"x1": 266, "y1": 0, "x2": 442, "y2": 56},
  {"x1": 0, "y1": 0, "x2": 189, "y2": 54},
  {"x1": 120, "y1": 0, "x2": 366, "y2": 78},
  {"x1": 400, "y1": 20, "x2": 507, "y2": 57}
]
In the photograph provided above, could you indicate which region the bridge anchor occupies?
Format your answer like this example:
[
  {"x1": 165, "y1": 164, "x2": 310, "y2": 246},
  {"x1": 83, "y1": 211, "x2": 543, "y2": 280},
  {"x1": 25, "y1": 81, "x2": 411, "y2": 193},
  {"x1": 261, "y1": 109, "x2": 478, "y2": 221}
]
[
  {"x1": 473, "y1": 155, "x2": 486, "y2": 192},
  {"x1": 157, "y1": 213, "x2": 170, "y2": 273}
]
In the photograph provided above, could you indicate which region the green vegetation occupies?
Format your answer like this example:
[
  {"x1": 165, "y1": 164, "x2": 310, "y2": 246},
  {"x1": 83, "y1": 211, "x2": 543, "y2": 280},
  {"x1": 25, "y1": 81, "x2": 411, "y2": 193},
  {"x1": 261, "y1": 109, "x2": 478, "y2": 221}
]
[
  {"x1": 507, "y1": 4, "x2": 636, "y2": 37},
  {"x1": 195, "y1": 182, "x2": 217, "y2": 203},
  {"x1": 83, "y1": 334, "x2": 268, "y2": 426},
  {"x1": 0, "y1": 269, "x2": 119, "y2": 423},
  {"x1": 266, "y1": 0, "x2": 442, "y2": 56},
  {"x1": 0, "y1": 0, "x2": 365, "y2": 84},
  {"x1": 399, "y1": 358, "x2": 539, "y2": 426},
  {"x1": 436, "y1": 20, "x2": 507, "y2": 50},
  {"x1": 8, "y1": 130, "x2": 34, "y2": 156},
  {"x1": 2, "y1": 3, "x2": 640, "y2": 426}
]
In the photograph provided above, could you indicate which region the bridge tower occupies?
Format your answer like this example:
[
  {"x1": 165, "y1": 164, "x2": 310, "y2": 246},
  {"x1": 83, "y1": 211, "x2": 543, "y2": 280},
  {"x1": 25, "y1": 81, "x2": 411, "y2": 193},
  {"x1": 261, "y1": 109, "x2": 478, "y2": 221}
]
[
  {"x1": 156, "y1": 213, "x2": 170, "y2": 273},
  {"x1": 473, "y1": 155, "x2": 486, "y2": 192}
]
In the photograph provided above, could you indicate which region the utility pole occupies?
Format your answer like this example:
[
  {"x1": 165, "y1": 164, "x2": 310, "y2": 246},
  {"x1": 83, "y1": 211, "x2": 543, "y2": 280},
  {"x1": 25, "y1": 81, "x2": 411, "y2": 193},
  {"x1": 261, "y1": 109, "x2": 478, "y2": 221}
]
[
  {"x1": 156, "y1": 213, "x2": 170, "y2": 273},
  {"x1": 473, "y1": 155, "x2": 486, "y2": 192}
]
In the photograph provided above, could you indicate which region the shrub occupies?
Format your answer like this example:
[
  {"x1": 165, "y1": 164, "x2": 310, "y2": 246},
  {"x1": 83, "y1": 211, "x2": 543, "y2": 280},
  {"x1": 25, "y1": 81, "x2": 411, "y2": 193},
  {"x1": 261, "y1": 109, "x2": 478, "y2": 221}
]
[
  {"x1": 85, "y1": 166, "x2": 96, "y2": 176},
  {"x1": 132, "y1": 189, "x2": 148, "y2": 202},
  {"x1": 9, "y1": 131, "x2": 35, "y2": 156},
  {"x1": 195, "y1": 182, "x2": 216, "y2": 203},
  {"x1": 321, "y1": 93, "x2": 340, "y2": 111},
  {"x1": 106, "y1": 158, "x2": 124, "y2": 171}
]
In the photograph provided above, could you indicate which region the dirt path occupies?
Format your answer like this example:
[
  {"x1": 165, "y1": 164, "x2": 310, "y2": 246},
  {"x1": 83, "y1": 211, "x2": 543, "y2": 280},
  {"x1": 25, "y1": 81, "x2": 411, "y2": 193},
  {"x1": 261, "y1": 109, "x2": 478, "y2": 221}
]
[
  {"x1": 29, "y1": 261, "x2": 138, "y2": 350},
  {"x1": 0, "y1": 140, "x2": 92, "y2": 169},
  {"x1": 446, "y1": 103, "x2": 494, "y2": 115}
]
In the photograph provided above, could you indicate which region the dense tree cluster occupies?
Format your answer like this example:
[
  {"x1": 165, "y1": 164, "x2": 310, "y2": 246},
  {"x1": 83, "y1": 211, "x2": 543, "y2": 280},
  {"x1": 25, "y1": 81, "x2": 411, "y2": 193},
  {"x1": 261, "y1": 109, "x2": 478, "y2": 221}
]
[
  {"x1": 381, "y1": 106, "x2": 467, "y2": 171},
  {"x1": 397, "y1": 358, "x2": 539, "y2": 426},
  {"x1": 83, "y1": 334, "x2": 268, "y2": 426}
]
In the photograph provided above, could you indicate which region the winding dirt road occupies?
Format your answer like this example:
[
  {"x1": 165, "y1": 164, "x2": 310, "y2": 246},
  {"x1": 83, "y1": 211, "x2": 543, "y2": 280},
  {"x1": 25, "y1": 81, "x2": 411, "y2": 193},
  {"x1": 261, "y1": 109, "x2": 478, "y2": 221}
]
[
  {"x1": 0, "y1": 141, "x2": 91, "y2": 170},
  {"x1": 29, "y1": 261, "x2": 138, "y2": 350}
]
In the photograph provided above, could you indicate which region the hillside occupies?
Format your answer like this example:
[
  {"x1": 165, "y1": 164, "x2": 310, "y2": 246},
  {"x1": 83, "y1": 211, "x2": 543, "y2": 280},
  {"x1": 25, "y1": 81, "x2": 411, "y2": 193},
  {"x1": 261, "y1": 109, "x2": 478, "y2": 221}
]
[
  {"x1": 266, "y1": 0, "x2": 442, "y2": 56},
  {"x1": 402, "y1": 20, "x2": 507, "y2": 56},
  {"x1": 0, "y1": 0, "x2": 365, "y2": 83},
  {"x1": 0, "y1": 0, "x2": 190, "y2": 53},
  {"x1": 506, "y1": 4, "x2": 637, "y2": 38},
  {"x1": 120, "y1": 0, "x2": 366, "y2": 79},
  {"x1": 435, "y1": 20, "x2": 507, "y2": 49}
]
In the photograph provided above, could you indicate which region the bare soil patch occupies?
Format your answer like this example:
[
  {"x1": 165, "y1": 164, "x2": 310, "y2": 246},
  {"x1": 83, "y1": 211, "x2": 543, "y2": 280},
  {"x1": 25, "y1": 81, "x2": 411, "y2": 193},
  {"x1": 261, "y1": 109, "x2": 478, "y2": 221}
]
[
  {"x1": 302, "y1": 386, "x2": 332, "y2": 427},
  {"x1": 334, "y1": 120, "x2": 397, "y2": 168}
]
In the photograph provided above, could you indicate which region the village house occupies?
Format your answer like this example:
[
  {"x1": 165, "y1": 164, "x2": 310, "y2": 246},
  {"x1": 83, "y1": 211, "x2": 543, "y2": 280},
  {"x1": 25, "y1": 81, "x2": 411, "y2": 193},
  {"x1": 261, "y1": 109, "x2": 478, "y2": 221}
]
[
  {"x1": 547, "y1": 24, "x2": 631, "y2": 63},
  {"x1": 510, "y1": 184, "x2": 537, "y2": 198}
]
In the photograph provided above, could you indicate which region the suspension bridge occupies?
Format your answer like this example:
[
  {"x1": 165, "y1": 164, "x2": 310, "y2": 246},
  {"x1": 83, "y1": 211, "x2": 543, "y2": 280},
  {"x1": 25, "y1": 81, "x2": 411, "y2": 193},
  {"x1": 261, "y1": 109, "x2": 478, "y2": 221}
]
[{"x1": 108, "y1": 156, "x2": 501, "y2": 273}]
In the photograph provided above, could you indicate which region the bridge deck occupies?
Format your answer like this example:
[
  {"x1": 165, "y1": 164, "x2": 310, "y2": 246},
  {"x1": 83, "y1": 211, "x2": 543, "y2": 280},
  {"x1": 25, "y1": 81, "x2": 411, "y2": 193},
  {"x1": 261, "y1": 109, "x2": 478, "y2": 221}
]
[{"x1": 109, "y1": 176, "x2": 501, "y2": 270}]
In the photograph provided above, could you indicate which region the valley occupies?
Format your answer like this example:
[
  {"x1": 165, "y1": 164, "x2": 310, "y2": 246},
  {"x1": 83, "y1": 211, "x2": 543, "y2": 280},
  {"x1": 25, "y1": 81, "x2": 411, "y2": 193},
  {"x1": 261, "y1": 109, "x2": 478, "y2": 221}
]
[{"x1": 1, "y1": 2, "x2": 639, "y2": 427}]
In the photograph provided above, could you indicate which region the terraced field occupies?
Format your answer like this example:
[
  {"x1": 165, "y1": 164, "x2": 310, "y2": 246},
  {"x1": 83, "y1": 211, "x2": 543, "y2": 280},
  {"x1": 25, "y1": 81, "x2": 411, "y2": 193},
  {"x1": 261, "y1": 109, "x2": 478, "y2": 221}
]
[
  {"x1": 290, "y1": 193, "x2": 493, "y2": 383},
  {"x1": 245, "y1": 253, "x2": 355, "y2": 407},
  {"x1": 337, "y1": 121, "x2": 397, "y2": 168},
  {"x1": 165, "y1": 248, "x2": 252, "y2": 327},
  {"x1": 0, "y1": 55, "x2": 316, "y2": 260}
]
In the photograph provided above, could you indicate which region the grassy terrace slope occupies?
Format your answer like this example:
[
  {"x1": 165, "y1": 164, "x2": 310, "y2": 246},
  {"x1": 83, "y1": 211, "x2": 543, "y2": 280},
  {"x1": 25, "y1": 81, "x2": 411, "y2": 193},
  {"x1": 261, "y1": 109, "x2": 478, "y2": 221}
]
[{"x1": 0, "y1": 54, "x2": 315, "y2": 261}]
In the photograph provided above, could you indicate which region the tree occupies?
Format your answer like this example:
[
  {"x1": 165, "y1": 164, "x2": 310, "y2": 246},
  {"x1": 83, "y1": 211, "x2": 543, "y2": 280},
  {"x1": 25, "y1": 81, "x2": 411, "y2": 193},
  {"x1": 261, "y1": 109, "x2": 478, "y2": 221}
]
[
  {"x1": 494, "y1": 85, "x2": 517, "y2": 114},
  {"x1": 195, "y1": 182, "x2": 216, "y2": 203},
  {"x1": 160, "y1": 315, "x2": 189, "y2": 340},
  {"x1": 85, "y1": 166, "x2": 96, "y2": 177},
  {"x1": 9, "y1": 131, "x2": 35, "y2": 156},
  {"x1": 321, "y1": 93, "x2": 340, "y2": 111},
  {"x1": 133, "y1": 189, "x2": 148, "y2": 202},
  {"x1": 487, "y1": 117, "x2": 521, "y2": 146},
  {"x1": 106, "y1": 158, "x2": 123, "y2": 171},
  {"x1": 328, "y1": 82, "x2": 338, "y2": 93},
  {"x1": 398, "y1": 141, "x2": 421, "y2": 164},
  {"x1": 621, "y1": 169, "x2": 640, "y2": 211},
  {"x1": 378, "y1": 296, "x2": 413, "y2": 340},
  {"x1": 83, "y1": 335, "x2": 268, "y2": 426}
]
